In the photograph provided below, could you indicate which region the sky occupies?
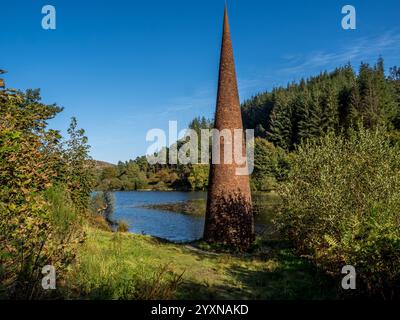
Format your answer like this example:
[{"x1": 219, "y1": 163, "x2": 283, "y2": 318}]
[{"x1": 1, "y1": 0, "x2": 400, "y2": 163}]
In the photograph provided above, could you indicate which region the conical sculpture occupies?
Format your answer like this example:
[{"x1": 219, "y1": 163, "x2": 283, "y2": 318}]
[{"x1": 204, "y1": 6, "x2": 254, "y2": 249}]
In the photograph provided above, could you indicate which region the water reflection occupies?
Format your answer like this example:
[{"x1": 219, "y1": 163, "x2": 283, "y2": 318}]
[{"x1": 112, "y1": 191, "x2": 278, "y2": 242}]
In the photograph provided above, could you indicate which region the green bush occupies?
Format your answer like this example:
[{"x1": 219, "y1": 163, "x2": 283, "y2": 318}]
[
  {"x1": 276, "y1": 127, "x2": 400, "y2": 298},
  {"x1": 187, "y1": 164, "x2": 209, "y2": 190},
  {"x1": 252, "y1": 138, "x2": 290, "y2": 191},
  {"x1": 1, "y1": 86, "x2": 93, "y2": 299},
  {"x1": 45, "y1": 185, "x2": 79, "y2": 233}
]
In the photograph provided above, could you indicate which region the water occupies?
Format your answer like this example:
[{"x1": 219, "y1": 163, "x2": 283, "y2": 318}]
[
  {"x1": 112, "y1": 191, "x2": 206, "y2": 242},
  {"x1": 112, "y1": 191, "x2": 278, "y2": 242}
]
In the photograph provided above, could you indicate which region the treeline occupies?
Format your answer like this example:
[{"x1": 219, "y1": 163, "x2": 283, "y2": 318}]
[
  {"x1": 96, "y1": 156, "x2": 210, "y2": 192},
  {"x1": 242, "y1": 58, "x2": 400, "y2": 149},
  {"x1": 96, "y1": 59, "x2": 400, "y2": 193},
  {"x1": 95, "y1": 116, "x2": 213, "y2": 191}
]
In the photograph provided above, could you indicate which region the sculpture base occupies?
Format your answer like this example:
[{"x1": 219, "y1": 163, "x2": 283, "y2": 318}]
[{"x1": 204, "y1": 193, "x2": 255, "y2": 251}]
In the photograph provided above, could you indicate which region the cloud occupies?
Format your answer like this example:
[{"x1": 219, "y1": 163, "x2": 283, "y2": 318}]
[
  {"x1": 162, "y1": 76, "x2": 276, "y2": 112},
  {"x1": 280, "y1": 30, "x2": 400, "y2": 75},
  {"x1": 238, "y1": 75, "x2": 275, "y2": 98},
  {"x1": 160, "y1": 86, "x2": 215, "y2": 117}
]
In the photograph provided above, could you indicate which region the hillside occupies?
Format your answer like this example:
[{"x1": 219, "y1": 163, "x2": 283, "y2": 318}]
[
  {"x1": 241, "y1": 60, "x2": 400, "y2": 150},
  {"x1": 94, "y1": 160, "x2": 116, "y2": 170}
]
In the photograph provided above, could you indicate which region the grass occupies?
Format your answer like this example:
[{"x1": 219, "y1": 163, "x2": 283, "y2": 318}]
[
  {"x1": 64, "y1": 226, "x2": 338, "y2": 300},
  {"x1": 141, "y1": 192, "x2": 281, "y2": 220}
]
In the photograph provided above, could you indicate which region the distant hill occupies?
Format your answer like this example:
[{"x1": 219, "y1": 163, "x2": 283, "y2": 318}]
[{"x1": 94, "y1": 160, "x2": 115, "y2": 169}]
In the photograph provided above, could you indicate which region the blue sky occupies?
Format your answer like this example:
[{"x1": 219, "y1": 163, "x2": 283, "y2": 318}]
[{"x1": 1, "y1": 0, "x2": 400, "y2": 163}]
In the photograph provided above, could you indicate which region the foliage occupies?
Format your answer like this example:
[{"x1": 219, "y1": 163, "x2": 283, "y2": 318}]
[
  {"x1": 90, "y1": 191, "x2": 116, "y2": 228},
  {"x1": 276, "y1": 127, "x2": 400, "y2": 298},
  {"x1": 242, "y1": 59, "x2": 400, "y2": 149},
  {"x1": 187, "y1": 164, "x2": 209, "y2": 190},
  {"x1": 95, "y1": 117, "x2": 214, "y2": 192},
  {"x1": 90, "y1": 192, "x2": 130, "y2": 234},
  {"x1": 66, "y1": 230, "x2": 184, "y2": 299},
  {"x1": 101, "y1": 161, "x2": 148, "y2": 191},
  {"x1": 64, "y1": 117, "x2": 95, "y2": 213},
  {"x1": 117, "y1": 220, "x2": 129, "y2": 233},
  {"x1": 0, "y1": 76, "x2": 93, "y2": 299},
  {"x1": 251, "y1": 138, "x2": 290, "y2": 191}
]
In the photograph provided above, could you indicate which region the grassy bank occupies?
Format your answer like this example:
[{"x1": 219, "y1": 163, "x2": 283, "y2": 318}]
[{"x1": 64, "y1": 227, "x2": 338, "y2": 300}]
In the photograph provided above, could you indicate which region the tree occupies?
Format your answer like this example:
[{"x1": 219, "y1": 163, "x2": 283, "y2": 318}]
[
  {"x1": 252, "y1": 138, "x2": 290, "y2": 191},
  {"x1": 0, "y1": 82, "x2": 87, "y2": 298},
  {"x1": 0, "y1": 69, "x2": 5, "y2": 88},
  {"x1": 321, "y1": 83, "x2": 339, "y2": 133},
  {"x1": 188, "y1": 116, "x2": 213, "y2": 163},
  {"x1": 241, "y1": 58, "x2": 399, "y2": 149},
  {"x1": 389, "y1": 66, "x2": 400, "y2": 129},
  {"x1": 119, "y1": 161, "x2": 147, "y2": 190},
  {"x1": 64, "y1": 117, "x2": 95, "y2": 213},
  {"x1": 356, "y1": 60, "x2": 396, "y2": 129},
  {"x1": 268, "y1": 90, "x2": 293, "y2": 150},
  {"x1": 188, "y1": 164, "x2": 209, "y2": 190},
  {"x1": 277, "y1": 127, "x2": 400, "y2": 298}
]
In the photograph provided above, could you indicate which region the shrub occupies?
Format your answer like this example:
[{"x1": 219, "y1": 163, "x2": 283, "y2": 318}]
[
  {"x1": 0, "y1": 86, "x2": 92, "y2": 299},
  {"x1": 276, "y1": 127, "x2": 400, "y2": 298},
  {"x1": 188, "y1": 164, "x2": 209, "y2": 191},
  {"x1": 117, "y1": 220, "x2": 129, "y2": 233},
  {"x1": 1, "y1": 184, "x2": 83, "y2": 299},
  {"x1": 43, "y1": 185, "x2": 85, "y2": 283},
  {"x1": 89, "y1": 215, "x2": 113, "y2": 232},
  {"x1": 252, "y1": 138, "x2": 290, "y2": 191},
  {"x1": 90, "y1": 191, "x2": 116, "y2": 227},
  {"x1": 152, "y1": 181, "x2": 169, "y2": 191}
]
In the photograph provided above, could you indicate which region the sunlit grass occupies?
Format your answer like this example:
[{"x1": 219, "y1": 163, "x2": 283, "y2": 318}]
[{"x1": 64, "y1": 226, "x2": 337, "y2": 300}]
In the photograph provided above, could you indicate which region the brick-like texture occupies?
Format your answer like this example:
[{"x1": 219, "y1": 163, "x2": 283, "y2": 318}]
[{"x1": 204, "y1": 6, "x2": 254, "y2": 250}]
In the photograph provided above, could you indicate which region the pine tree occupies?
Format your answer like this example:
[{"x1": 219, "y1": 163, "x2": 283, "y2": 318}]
[
  {"x1": 297, "y1": 87, "x2": 323, "y2": 142},
  {"x1": 389, "y1": 66, "x2": 400, "y2": 129},
  {"x1": 358, "y1": 62, "x2": 383, "y2": 128},
  {"x1": 375, "y1": 58, "x2": 397, "y2": 128},
  {"x1": 321, "y1": 83, "x2": 339, "y2": 134},
  {"x1": 242, "y1": 58, "x2": 399, "y2": 142},
  {"x1": 268, "y1": 90, "x2": 293, "y2": 150}
]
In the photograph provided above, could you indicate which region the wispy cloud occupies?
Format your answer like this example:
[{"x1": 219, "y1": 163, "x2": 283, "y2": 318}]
[
  {"x1": 160, "y1": 86, "x2": 216, "y2": 117},
  {"x1": 280, "y1": 30, "x2": 400, "y2": 75},
  {"x1": 238, "y1": 75, "x2": 275, "y2": 99},
  {"x1": 112, "y1": 87, "x2": 215, "y2": 123},
  {"x1": 161, "y1": 75, "x2": 276, "y2": 112},
  {"x1": 124, "y1": 30, "x2": 400, "y2": 122}
]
